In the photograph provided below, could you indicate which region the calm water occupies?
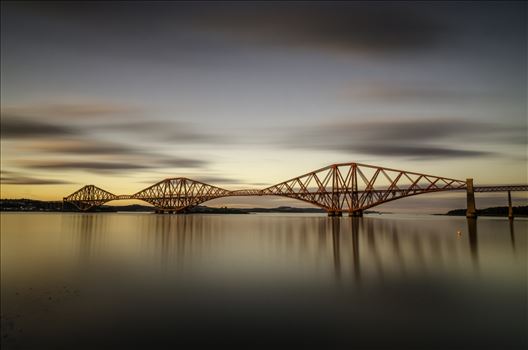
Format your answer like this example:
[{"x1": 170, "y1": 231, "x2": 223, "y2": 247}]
[{"x1": 1, "y1": 213, "x2": 526, "y2": 349}]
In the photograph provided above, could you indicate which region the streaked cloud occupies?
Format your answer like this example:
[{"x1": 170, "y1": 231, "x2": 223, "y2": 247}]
[
  {"x1": 200, "y1": 3, "x2": 444, "y2": 53},
  {"x1": 14, "y1": 138, "x2": 208, "y2": 172},
  {"x1": 2, "y1": 102, "x2": 140, "y2": 119},
  {"x1": 0, "y1": 170, "x2": 74, "y2": 185},
  {"x1": 161, "y1": 158, "x2": 207, "y2": 168},
  {"x1": 17, "y1": 139, "x2": 209, "y2": 162},
  {"x1": 18, "y1": 157, "x2": 206, "y2": 174},
  {"x1": 135, "y1": 175, "x2": 244, "y2": 186},
  {"x1": 2, "y1": 112, "x2": 230, "y2": 145},
  {"x1": 93, "y1": 121, "x2": 228, "y2": 144},
  {"x1": 22, "y1": 161, "x2": 152, "y2": 172},
  {"x1": 9, "y1": 2, "x2": 445, "y2": 55},
  {"x1": 0, "y1": 177, "x2": 74, "y2": 185},
  {"x1": 340, "y1": 82, "x2": 492, "y2": 103},
  {"x1": 1, "y1": 116, "x2": 79, "y2": 138},
  {"x1": 349, "y1": 145, "x2": 488, "y2": 158},
  {"x1": 283, "y1": 119, "x2": 524, "y2": 159},
  {"x1": 194, "y1": 176, "x2": 245, "y2": 185},
  {"x1": 21, "y1": 140, "x2": 144, "y2": 155}
]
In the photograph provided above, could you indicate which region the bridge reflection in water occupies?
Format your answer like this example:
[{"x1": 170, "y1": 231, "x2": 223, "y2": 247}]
[
  {"x1": 2, "y1": 213, "x2": 525, "y2": 349},
  {"x1": 63, "y1": 213, "x2": 520, "y2": 284}
]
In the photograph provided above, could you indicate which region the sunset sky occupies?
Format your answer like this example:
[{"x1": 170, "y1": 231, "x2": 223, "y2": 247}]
[{"x1": 1, "y1": 2, "x2": 526, "y2": 212}]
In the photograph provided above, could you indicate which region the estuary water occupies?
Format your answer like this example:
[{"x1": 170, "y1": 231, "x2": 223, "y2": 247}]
[{"x1": 1, "y1": 213, "x2": 526, "y2": 349}]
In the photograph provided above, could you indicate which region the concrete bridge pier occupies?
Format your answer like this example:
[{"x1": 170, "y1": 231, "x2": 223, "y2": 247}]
[
  {"x1": 327, "y1": 211, "x2": 342, "y2": 217},
  {"x1": 348, "y1": 210, "x2": 363, "y2": 217},
  {"x1": 466, "y1": 178, "x2": 477, "y2": 219},
  {"x1": 508, "y1": 190, "x2": 513, "y2": 220}
]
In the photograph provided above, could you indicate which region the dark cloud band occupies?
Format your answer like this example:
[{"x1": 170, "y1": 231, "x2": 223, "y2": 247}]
[
  {"x1": 21, "y1": 158, "x2": 205, "y2": 174},
  {"x1": 200, "y1": 3, "x2": 443, "y2": 53},
  {"x1": 350, "y1": 145, "x2": 490, "y2": 159},
  {"x1": 1, "y1": 116, "x2": 79, "y2": 138},
  {"x1": 1, "y1": 175, "x2": 74, "y2": 185},
  {"x1": 282, "y1": 118, "x2": 523, "y2": 159},
  {"x1": 2, "y1": 103, "x2": 139, "y2": 119},
  {"x1": 5, "y1": 2, "x2": 446, "y2": 57}
]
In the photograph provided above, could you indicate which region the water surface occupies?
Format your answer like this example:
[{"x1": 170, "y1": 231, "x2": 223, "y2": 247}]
[{"x1": 1, "y1": 213, "x2": 526, "y2": 349}]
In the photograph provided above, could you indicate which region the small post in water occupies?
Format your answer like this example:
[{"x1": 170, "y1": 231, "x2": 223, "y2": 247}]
[{"x1": 508, "y1": 190, "x2": 513, "y2": 220}]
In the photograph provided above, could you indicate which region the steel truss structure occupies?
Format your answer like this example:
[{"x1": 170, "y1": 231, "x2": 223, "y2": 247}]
[
  {"x1": 63, "y1": 162, "x2": 527, "y2": 213},
  {"x1": 133, "y1": 178, "x2": 231, "y2": 212},
  {"x1": 63, "y1": 184, "x2": 118, "y2": 211}
]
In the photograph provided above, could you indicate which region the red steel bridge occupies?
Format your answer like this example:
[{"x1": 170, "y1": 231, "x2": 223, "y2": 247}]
[{"x1": 63, "y1": 162, "x2": 527, "y2": 217}]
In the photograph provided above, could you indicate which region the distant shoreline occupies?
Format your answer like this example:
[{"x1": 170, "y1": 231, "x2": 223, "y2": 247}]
[
  {"x1": 1, "y1": 199, "x2": 525, "y2": 217},
  {"x1": 442, "y1": 206, "x2": 527, "y2": 217},
  {"x1": 0, "y1": 199, "x2": 327, "y2": 214}
]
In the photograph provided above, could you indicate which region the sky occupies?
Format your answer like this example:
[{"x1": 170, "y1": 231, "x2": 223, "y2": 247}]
[{"x1": 1, "y1": 1, "x2": 526, "y2": 212}]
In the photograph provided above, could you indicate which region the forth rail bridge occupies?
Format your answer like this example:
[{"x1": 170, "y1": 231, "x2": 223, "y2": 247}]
[{"x1": 63, "y1": 162, "x2": 527, "y2": 218}]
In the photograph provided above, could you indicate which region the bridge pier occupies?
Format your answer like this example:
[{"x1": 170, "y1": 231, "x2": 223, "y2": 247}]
[
  {"x1": 466, "y1": 178, "x2": 477, "y2": 219},
  {"x1": 327, "y1": 211, "x2": 342, "y2": 217},
  {"x1": 348, "y1": 210, "x2": 363, "y2": 217},
  {"x1": 508, "y1": 190, "x2": 513, "y2": 220}
]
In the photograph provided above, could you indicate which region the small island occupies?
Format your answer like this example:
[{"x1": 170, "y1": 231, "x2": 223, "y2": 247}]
[{"x1": 445, "y1": 206, "x2": 527, "y2": 217}]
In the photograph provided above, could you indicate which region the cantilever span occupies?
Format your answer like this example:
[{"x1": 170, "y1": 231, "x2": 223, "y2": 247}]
[
  {"x1": 63, "y1": 162, "x2": 528, "y2": 215},
  {"x1": 62, "y1": 162, "x2": 528, "y2": 214}
]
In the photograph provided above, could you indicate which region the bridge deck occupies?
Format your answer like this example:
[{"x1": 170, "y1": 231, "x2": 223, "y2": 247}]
[{"x1": 473, "y1": 185, "x2": 528, "y2": 192}]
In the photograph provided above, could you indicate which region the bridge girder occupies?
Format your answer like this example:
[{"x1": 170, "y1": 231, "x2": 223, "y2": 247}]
[
  {"x1": 260, "y1": 163, "x2": 467, "y2": 213},
  {"x1": 63, "y1": 185, "x2": 117, "y2": 211},
  {"x1": 131, "y1": 178, "x2": 231, "y2": 211},
  {"x1": 62, "y1": 162, "x2": 526, "y2": 213}
]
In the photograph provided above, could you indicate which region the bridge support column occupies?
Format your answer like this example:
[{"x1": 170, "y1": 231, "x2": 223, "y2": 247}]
[
  {"x1": 328, "y1": 211, "x2": 342, "y2": 217},
  {"x1": 348, "y1": 210, "x2": 363, "y2": 217},
  {"x1": 508, "y1": 191, "x2": 513, "y2": 220},
  {"x1": 466, "y1": 178, "x2": 477, "y2": 219}
]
